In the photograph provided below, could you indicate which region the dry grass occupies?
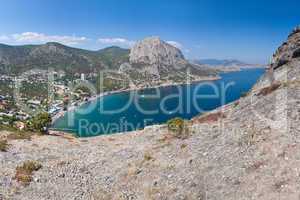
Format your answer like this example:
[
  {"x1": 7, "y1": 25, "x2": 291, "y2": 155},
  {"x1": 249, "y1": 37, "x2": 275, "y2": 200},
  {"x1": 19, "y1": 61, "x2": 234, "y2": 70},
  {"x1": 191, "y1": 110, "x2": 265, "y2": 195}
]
[
  {"x1": 233, "y1": 101, "x2": 240, "y2": 107},
  {"x1": 7, "y1": 132, "x2": 32, "y2": 140},
  {"x1": 144, "y1": 152, "x2": 154, "y2": 162},
  {"x1": 180, "y1": 143, "x2": 187, "y2": 149},
  {"x1": 195, "y1": 112, "x2": 226, "y2": 124},
  {"x1": 0, "y1": 140, "x2": 9, "y2": 152},
  {"x1": 14, "y1": 161, "x2": 42, "y2": 185},
  {"x1": 257, "y1": 83, "x2": 281, "y2": 96}
]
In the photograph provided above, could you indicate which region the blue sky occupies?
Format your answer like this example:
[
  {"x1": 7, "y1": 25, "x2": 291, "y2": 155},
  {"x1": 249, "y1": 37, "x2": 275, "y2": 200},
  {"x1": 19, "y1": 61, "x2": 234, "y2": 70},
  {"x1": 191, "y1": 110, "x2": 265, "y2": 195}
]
[{"x1": 0, "y1": 0, "x2": 299, "y2": 64}]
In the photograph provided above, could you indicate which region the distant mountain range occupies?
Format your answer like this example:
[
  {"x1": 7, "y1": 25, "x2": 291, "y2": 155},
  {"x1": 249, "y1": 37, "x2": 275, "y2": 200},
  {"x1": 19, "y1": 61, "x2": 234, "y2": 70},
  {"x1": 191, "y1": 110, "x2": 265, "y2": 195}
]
[
  {"x1": 192, "y1": 59, "x2": 265, "y2": 69},
  {"x1": 193, "y1": 59, "x2": 247, "y2": 66}
]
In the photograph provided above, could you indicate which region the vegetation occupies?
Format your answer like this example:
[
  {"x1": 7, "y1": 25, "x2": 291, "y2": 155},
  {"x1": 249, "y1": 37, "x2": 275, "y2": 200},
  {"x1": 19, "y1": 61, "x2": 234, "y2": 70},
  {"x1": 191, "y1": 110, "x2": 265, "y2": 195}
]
[
  {"x1": 0, "y1": 80, "x2": 13, "y2": 96},
  {"x1": 96, "y1": 74, "x2": 129, "y2": 92},
  {"x1": 14, "y1": 160, "x2": 42, "y2": 185},
  {"x1": 233, "y1": 101, "x2": 240, "y2": 107},
  {"x1": 97, "y1": 46, "x2": 130, "y2": 70},
  {"x1": 0, "y1": 140, "x2": 8, "y2": 152},
  {"x1": 0, "y1": 43, "x2": 130, "y2": 75},
  {"x1": 167, "y1": 117, "x2": 189, "y2": 139},
  {"x1": 143, "y1": 152, "x2": 154, "y2": 162},
  {"x1": 0, "y1": 114, "x2": 17, "y2": 126},
  {"x1": 29, "y1": 112, "x2": 52, "y2": 133},
  {"x1": 20, "y1": 82, "x2": 48, "y2": 99}
]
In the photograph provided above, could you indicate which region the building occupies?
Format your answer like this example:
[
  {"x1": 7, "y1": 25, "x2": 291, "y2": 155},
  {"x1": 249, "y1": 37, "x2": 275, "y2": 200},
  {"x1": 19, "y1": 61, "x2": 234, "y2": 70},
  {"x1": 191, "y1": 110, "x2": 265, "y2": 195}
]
[
  {"x1": 27, "y1": 100, "x2": 41, "y2": 106},
  {"x1": 81, "y1": 73, "x2": 85, "y2": 81},
  {"x1": 27, "y1": 100, "x2": 42, "y2": 109}
]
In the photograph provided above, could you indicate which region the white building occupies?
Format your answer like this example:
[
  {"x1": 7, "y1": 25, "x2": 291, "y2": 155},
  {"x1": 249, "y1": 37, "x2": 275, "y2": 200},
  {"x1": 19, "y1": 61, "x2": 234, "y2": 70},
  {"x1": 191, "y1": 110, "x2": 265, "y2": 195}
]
[{"x1": 81, "y1": 73, "x2": 85, "y2": 81}]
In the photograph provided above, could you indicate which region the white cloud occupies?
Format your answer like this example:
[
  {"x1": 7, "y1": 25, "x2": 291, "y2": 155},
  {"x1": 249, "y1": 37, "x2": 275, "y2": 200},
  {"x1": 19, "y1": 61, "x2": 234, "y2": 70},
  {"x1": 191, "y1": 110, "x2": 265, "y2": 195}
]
[
  {"x1": 12, "y1": 32, "x2": 88, "y2": 45},
  {"x1": 0, "y1": 32, "x2": 88, "y2": 46},
  {"x1": 0, "y1": 35, "x2": 10, "y2": 42},
  {"x1": 166, "y1": 41, "x2": 183, "y2": 49},
  {"x1": 97, "y1": 37, "x2": 135, "y2": 47}
]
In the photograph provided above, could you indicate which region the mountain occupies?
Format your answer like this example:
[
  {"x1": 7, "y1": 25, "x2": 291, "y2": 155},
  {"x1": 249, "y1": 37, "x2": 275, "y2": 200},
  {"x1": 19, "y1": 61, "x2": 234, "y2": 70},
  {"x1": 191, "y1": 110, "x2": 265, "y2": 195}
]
[
  {"x1": 121, "y1": 37, "x2": 218, "y2": 86},
  {"x1": 193, "y1": 59, "x2": 248, "y2": 66},
  {"x1": 130, "y1": 37, "x2": 186, "y2": 66},
  {"x1": 0, "y1": 42, "x2": 129, "y2": 75}
]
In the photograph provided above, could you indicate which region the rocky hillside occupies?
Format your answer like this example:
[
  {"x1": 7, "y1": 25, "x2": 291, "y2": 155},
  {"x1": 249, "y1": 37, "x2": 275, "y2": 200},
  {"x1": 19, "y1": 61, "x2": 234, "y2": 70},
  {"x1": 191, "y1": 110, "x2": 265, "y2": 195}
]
[{"x1": 0, "y1": 28, "x2": 299, "y2": 199}]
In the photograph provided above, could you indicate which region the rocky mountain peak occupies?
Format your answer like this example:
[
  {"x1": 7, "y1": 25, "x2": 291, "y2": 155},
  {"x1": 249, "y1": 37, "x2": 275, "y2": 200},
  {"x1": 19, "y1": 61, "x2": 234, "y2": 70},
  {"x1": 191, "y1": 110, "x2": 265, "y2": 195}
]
[{"x1": 129, "y1": 36, "x2": 186, "y2": 66}]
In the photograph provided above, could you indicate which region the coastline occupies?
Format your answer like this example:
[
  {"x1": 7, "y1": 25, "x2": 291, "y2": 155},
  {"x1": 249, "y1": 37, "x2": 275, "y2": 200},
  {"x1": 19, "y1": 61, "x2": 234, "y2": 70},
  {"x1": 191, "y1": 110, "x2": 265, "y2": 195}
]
[{"x1": 51, "y1": 75, "x2": 221, "y2": 124}]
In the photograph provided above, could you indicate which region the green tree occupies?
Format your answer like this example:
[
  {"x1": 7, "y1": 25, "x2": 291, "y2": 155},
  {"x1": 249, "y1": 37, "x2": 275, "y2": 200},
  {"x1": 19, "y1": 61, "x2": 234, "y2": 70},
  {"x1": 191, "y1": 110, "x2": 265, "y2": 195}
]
[{"x1": 31, "y1": 112, "x2": 52, "y2": 134}]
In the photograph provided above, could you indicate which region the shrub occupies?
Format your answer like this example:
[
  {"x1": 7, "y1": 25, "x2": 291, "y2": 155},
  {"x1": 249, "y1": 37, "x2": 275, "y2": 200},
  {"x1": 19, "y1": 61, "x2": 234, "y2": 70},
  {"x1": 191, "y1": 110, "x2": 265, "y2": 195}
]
[
  {"x1": 0, "y1": 140, "x2": 8, "y2": 152},
  {"x1": 180, "y1": 143, "x2": 187, "y2": 149},
  {"x1": 167, "y1": 117, "x2": 189, "y2": 139},
  {"x1": 15, "y1": 160, "x2": 42, "y2": 185},
  {"x1": 30, "y1": 112, "x2": 52, "y2": 134}
]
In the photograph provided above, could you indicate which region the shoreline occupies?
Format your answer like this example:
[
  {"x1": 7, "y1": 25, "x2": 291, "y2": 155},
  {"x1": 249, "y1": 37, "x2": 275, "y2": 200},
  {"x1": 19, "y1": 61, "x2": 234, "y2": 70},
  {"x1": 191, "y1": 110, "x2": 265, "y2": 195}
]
[{"x1": 51, "y1": 75, "x2": 221, "y2": 124}]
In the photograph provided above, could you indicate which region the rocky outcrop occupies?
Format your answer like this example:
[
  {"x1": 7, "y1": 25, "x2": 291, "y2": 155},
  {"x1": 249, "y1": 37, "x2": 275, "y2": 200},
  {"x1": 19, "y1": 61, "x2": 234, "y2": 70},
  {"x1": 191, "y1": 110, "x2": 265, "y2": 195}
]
[
  {"x1": 271, "y1": 26, "x2": 300, "y2": 69},
  {"x1": 123, "y1": 37, "x2": 218, "y2": 86},
  {"x1": 130, "y1": 37, "x2": 186, "y2": 67}
]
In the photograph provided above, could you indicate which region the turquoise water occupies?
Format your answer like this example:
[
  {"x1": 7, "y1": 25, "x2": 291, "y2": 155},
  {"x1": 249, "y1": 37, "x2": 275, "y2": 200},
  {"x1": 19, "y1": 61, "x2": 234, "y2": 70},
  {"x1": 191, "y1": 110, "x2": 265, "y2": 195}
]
[{"x1": 53, "y1": 69, "x2": 265, "y2": 137}]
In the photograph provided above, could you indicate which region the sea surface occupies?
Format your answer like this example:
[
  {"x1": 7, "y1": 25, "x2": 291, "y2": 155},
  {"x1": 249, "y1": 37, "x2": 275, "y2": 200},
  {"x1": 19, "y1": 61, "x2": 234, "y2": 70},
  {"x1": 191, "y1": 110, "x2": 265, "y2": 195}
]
[{"x1": 52, "y1": 68, "x2": 265, "y2": 137}]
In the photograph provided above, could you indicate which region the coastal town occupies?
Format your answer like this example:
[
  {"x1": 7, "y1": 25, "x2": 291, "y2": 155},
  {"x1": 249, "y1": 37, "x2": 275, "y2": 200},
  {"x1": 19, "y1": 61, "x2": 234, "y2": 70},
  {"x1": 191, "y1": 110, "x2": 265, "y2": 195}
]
[{"x1": 0, "y1": 69, "x2": 99, "y2": 132}]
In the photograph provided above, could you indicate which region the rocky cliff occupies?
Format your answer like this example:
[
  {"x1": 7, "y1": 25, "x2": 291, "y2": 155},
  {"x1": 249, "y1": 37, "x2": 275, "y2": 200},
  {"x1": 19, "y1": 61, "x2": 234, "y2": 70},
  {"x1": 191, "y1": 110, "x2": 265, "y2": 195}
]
[
  {"x1": 271, "y1": 26, "x2": 300, "y2": 69},
  {"x1": 121, "y1": 37, "x2": 218, "y2": 86},
  {"x1": 130, "y1": 37, "x2": 186, "y2": 67}
]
